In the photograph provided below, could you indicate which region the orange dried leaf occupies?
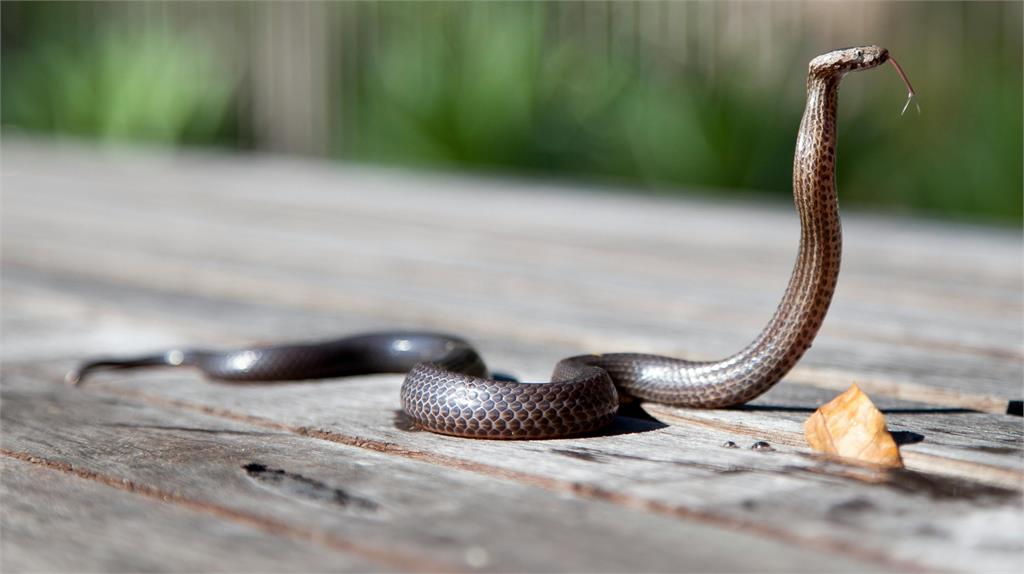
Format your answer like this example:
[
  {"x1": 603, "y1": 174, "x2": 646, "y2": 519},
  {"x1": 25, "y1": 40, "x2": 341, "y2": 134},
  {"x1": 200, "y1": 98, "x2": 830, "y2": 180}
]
[{"x1": 804, "y1": 384, "x2": 904, "y2": 468}]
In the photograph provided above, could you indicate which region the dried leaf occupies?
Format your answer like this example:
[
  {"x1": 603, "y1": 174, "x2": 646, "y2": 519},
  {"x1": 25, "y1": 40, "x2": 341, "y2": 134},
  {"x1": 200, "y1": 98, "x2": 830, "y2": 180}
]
[{"x1": 804, "y1": 384, "x2": 904, "y2": 468}]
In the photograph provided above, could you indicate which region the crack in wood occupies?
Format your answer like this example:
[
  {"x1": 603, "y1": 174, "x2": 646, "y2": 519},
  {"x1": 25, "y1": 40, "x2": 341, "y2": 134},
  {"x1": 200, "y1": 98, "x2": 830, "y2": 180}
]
[
  {"x1": 549, "y1": 446, "x2": 754, "y2": 474},
  {"x1": 100, "y1": 422, "x2": 275, "y2": 437}
]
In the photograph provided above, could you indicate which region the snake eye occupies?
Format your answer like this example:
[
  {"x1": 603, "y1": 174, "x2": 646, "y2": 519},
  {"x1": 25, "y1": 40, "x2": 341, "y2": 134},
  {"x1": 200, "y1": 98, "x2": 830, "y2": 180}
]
[{"x1": 855, "y1": 49, "x2": 864, "y2": 58}]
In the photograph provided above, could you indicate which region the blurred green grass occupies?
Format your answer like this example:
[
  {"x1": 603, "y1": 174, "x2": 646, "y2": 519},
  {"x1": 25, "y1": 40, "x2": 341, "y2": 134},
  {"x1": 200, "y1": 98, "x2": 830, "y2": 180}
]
[
  {"x1": 2, "y1": 1, "x2": 1021, "y2": 225},
  {"x1": 1, "y1": 3, "x2": 237, "y2": 146}
]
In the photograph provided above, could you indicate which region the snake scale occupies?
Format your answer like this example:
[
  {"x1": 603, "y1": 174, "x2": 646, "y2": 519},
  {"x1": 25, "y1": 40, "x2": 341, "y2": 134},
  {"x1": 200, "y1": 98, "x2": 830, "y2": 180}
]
[{"x1": 69, "y1": 46, "x2": 915, "y2": 439}]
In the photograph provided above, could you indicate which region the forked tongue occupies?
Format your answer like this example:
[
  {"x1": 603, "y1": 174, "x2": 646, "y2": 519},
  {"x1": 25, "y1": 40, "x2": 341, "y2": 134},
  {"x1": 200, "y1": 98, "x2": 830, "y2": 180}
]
[{"x1": 888, "y1": 56, "x2": 920, "y2": 116}]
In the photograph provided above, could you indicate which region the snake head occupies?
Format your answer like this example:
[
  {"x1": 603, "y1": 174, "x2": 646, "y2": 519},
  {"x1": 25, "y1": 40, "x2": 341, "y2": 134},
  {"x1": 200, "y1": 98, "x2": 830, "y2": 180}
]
[{"x1": 810, "y1": 45, "x2": 889, "y2": 77}]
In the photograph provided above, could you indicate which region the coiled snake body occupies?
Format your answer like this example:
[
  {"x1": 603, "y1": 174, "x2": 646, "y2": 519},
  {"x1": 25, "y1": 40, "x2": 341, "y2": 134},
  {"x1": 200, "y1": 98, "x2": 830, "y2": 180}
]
[{"x1": 69, "y1": 46, "x2": 910, "y2": 439}]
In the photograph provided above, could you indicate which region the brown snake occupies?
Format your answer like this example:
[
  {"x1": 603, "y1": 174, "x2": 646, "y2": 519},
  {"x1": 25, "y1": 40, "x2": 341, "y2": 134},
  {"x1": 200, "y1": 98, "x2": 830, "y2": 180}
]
[{"x1": 69, "y1": 46, "x2": 916, "y2": 439}]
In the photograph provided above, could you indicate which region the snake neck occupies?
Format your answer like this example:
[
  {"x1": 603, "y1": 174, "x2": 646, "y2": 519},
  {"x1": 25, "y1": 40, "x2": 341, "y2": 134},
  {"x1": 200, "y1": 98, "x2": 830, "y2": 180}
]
[{"x1": 730, "y1": 74, "x2": 843, "y2": 385}]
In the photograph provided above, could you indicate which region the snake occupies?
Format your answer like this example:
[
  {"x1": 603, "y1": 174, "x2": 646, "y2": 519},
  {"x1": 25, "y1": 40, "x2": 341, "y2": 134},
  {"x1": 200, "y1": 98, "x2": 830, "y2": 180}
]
[{"x1": 68, "y1": 46, "x2": 915, "y2": 439}]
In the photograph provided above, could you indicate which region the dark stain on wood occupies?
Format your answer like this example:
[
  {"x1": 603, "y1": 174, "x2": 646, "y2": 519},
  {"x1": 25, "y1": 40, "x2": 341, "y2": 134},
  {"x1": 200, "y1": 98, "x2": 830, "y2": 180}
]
[
  {"x1": 551, "y1": 448, "x2": 606, "y2": 463},
  {"x1": 825, "y1": 497, "x2": 877, "y2": 524},
  {"x1": 550, "y1": 446, "x2": 752, "y2": 475},
  {"x1": 914, "y1": 524, "x2": 951, "y2": 539},
  {"x1": 243, "y1": 463, "x2": 379, "y2": 511},
  {"x1": 974, "y1": 445, "x2": 1020, "y2": 455}
]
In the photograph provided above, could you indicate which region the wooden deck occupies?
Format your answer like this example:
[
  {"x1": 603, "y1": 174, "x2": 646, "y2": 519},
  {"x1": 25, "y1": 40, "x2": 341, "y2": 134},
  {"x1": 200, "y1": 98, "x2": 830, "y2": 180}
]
[{"x1": 2, "y1": 139, "x2": 1021, "y2": 572}]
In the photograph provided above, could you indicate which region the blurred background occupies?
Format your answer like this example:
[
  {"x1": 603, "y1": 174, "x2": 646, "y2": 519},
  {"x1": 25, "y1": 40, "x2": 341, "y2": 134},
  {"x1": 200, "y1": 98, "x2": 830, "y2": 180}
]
[{"x1": 2, "y1": 1, "x2": 1021, "y2": 225}]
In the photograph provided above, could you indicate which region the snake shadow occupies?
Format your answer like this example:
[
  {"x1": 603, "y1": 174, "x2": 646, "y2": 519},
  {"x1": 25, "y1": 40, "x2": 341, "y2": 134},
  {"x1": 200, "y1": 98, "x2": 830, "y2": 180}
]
[{"x1": 604, "y1": 401, "x2": 670, "y2": 435}]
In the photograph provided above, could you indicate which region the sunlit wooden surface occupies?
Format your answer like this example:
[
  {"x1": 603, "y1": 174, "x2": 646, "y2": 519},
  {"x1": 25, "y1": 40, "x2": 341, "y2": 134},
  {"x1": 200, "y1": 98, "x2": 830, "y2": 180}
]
[{"x1": 2, "y1": 139, "x2": 1021, "y2": 572}]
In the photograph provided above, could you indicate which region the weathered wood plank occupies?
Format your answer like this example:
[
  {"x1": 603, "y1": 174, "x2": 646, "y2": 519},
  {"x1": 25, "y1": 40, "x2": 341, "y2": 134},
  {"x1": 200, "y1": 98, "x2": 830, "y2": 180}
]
[
  {"x1": 3, "y1": 140, "x2": 1022, "y2": 572},
  {"x1": 4, "y1": 140, "x2": 1018, "y2": 279},
  {"x1": 0, "y1": 458, "x2": 390, "y2": 573},
  {"x1": 6, "y1": 202, "x2": 1020, "y2": 356},
  {"x1": 6, "y1": 175, "x2": 1020, "y2": 322},
  {"x1": 1, "y1": 370, "x2": 882, "y2": 573},
  {"x1": 20, "y1": 363, "x2": 1017, "y2": 572},
  {"x1": 3, "y1": 267, "x2": 1021, "y2": 475},
  {"x1": 4, "y1": 265, "x2": 1016, "y2": 424},
  {"x1": 5, "y1": 262, "x2": 1020, "y2": 568},
  {"x1": 4, "y1": 203, "x2": 1020, "y2": 405},
  {"x1": 3, "y1": 140, "x2": 1020, "y2": 407}
]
